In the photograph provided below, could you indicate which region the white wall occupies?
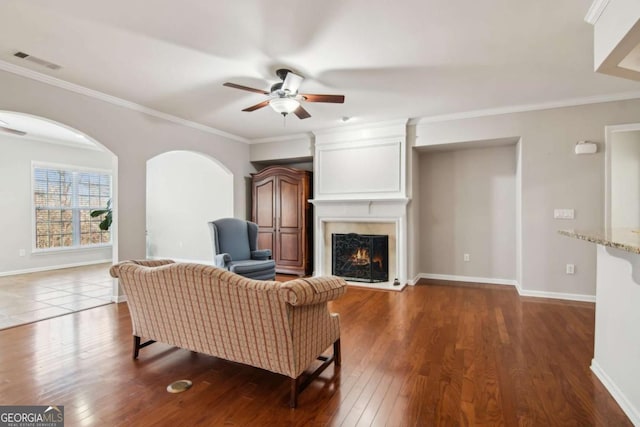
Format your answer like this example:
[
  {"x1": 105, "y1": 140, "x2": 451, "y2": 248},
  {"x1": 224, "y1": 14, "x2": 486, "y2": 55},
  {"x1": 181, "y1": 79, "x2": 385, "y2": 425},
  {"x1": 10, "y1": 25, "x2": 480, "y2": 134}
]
[
  {"x1": 592, "y1": 0, "x2": 640, "y2": 74},
  {"x1": 611, "y1": 130, "x2": 640, "y2": 228},
  {"x1": 0, "y1": 135, "x2": 113, "y2": 274},
  {"x1": 0, "y1": 69, "x2": 253, "y2": 267},
  {"x1": 418, "y1": 144, "x2": 516, "y2": 280},
  {"x1": 416, "y1": 98, "x2": 640, "y2": 298},
  {"x1": 593, "y1": 245, "x2": 640, "y2": 426},
  {"x1": 250, "y1": 135, "x2": 314, "y2": 163},
  {"x1": 146, "y1": 151, "x2": 233, "y2": 262},
  {"x1": 406, "y1": 124, "x2": 420, "y2": 282}
]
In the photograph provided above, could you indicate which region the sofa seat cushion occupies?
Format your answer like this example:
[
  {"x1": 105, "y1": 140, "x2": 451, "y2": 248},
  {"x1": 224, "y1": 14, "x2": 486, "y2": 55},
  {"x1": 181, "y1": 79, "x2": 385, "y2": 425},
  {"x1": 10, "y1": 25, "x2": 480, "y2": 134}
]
[{"x1": 229, "y1": 259, "x2": 276, "y2": 275}]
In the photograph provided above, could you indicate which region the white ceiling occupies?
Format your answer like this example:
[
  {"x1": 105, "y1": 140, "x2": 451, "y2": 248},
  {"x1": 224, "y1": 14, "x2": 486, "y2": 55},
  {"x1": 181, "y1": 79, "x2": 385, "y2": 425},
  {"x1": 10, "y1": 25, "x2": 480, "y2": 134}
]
[
  {"x1": 0, "y1": 111, "x2": 96, "y2": 148},
  {"x1": 1, "y1": 0, "x2": 639, "y2": 141}
]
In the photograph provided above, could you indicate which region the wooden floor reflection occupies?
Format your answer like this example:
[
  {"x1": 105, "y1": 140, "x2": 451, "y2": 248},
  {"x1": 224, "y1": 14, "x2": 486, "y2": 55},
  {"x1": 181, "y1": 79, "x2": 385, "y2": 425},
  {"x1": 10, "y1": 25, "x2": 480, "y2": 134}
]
[{"x1": 0, "y1": 278, "x2": 631, "y2": 426}]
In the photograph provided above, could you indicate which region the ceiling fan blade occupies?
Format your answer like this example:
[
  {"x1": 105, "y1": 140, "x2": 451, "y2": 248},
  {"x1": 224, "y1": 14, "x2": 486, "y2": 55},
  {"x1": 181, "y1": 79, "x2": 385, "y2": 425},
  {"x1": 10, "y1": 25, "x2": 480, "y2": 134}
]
[
  {"x1": 282, "y1": 72, "x2": 304, "y2": 94},
  {"x1": 223, "y1": 82, "x2": 269, "y2": 95},
  {"x1": 301, "y1": 94, "x2": 345, "y2": 103},
  {"x1": 293, "y1": 105, "x2": 311, "y2": 120},
  {"x1": 0, "y1": 125, "x2": 26, "y2": 136},
  {"x1": 242, "y1": 100, "x2": 271, "y2": 112}
]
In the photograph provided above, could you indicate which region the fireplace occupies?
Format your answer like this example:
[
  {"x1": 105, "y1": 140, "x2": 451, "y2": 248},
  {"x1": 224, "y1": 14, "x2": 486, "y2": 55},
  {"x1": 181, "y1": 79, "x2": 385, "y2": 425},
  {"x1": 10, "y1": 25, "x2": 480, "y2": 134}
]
[{"x1": 332, "y1": 233, "x2": 389, "y2": 283}]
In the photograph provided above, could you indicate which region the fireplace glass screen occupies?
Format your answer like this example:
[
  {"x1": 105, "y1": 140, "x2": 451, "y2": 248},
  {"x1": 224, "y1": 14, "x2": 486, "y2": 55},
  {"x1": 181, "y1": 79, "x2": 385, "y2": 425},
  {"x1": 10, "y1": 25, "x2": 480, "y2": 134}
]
[{"x1": 332, "y1": 233, "x2": 389, "y2": 282}]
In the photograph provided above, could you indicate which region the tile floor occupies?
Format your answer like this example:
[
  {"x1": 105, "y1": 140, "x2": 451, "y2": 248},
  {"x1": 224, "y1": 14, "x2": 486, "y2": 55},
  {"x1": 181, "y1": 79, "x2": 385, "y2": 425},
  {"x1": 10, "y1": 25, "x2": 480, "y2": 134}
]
[{"x1": 0, "y1": 263, "x2": 113, "y2": 330}]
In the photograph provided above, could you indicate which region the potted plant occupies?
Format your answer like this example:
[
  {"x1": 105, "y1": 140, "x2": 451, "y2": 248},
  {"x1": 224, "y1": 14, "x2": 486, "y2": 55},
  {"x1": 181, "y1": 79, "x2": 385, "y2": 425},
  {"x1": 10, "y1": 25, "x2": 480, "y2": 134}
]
[{"x1": 90, "y1": 199, "x2": 112, "y2": 231}]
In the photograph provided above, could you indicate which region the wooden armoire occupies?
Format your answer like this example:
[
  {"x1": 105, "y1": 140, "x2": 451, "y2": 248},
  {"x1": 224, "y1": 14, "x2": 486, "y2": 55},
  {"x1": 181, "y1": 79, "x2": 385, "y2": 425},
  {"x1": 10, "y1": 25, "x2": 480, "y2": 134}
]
[{"x1": 251, "y1": 166, "x2": 313, "y2": 276}]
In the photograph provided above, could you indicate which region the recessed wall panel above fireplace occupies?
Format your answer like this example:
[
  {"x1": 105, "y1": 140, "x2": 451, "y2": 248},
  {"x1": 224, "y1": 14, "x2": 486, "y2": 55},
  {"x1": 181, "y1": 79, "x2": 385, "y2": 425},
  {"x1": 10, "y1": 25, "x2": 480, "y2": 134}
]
[
  {"x1": 313, "y1": 119, "x2": 407, "y2": 201},
  {"x1": 317, "y1": 141, "x2": 402, "y2": 197}
]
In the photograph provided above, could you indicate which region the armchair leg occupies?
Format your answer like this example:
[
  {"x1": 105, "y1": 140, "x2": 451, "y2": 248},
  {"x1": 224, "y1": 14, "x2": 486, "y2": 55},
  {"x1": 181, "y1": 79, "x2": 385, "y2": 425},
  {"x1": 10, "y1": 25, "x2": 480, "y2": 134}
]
[{"x1": 334, "y1": 339, "x2": 341, "y2": 367}]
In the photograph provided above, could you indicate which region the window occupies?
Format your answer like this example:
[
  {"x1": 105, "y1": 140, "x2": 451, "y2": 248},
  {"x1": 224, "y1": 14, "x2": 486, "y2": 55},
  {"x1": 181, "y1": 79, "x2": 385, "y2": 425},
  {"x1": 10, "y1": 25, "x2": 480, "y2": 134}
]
[{"x1": 33, "y1": 165, "x2": 112, "y2": 250}]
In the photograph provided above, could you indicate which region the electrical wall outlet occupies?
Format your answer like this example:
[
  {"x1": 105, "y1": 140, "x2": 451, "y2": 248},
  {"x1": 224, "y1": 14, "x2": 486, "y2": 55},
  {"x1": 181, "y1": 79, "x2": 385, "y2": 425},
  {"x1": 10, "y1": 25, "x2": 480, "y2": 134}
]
[
  {"x1": 566, "y1": 264, "x2": 575, "y2": 274},
  {"x1": 463, "y1": 253, "x2": 470, "y2": 262},
  {"x1": 554, "y1": 209, "x2": 575, "y2": 219},
  {"x1": 18, "y1": 249, "x2": 25, "y2": 257}
]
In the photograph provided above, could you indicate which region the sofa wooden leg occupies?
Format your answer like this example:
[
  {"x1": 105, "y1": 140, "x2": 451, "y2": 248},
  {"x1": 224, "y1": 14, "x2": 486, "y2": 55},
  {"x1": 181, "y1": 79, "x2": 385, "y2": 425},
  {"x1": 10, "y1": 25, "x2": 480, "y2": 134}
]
[
  {"x1": 334, "y1": 339, "x2": 341, "y2": 367},
  {"x1": 133, "y1": 335, "x2": 156, "y2": 359},
  {"x1": 133, "y1": 336, "x2": 140, "y2": 359},
  {"x1": 290, "y1": 377, "x2": 299, "y2": 408},
  {"x1": 289, "y1": 338, "x2": 341, "y2": 407}
]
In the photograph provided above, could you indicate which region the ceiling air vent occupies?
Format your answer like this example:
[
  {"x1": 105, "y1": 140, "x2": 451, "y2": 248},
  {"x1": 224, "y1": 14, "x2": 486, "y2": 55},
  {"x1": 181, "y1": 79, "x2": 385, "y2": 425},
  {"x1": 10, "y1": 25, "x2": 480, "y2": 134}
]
[{"x1": 13, "y1": 51, "x2": 62, "y2": 70}]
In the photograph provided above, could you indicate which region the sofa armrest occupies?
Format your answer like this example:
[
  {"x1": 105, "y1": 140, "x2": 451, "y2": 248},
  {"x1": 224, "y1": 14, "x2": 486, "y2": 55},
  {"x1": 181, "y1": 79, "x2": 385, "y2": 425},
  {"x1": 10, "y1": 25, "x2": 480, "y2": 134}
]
[
  {"x1": 251, "y1": 249, "x2": 272, "y2": 260},
  {"x1": 109, "y1": 259, "x2": 175, "y2": 278},
  {"x1": 214, "y1": 253, "x2": 232, "y2": 268},
  {"x1": 280, "y1": 276, "x2": 347, "y2": 306}
]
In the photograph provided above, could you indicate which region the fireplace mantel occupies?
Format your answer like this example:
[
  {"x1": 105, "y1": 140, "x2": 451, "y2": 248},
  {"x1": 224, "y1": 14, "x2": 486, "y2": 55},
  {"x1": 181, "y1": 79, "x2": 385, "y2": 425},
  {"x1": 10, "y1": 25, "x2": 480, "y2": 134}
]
[
  {"x1": 310, "y1": 198, "x2": 410, "y2": 205},
  {"x1": 310, "y1": 119, "x2": 410, "y2": 291}
]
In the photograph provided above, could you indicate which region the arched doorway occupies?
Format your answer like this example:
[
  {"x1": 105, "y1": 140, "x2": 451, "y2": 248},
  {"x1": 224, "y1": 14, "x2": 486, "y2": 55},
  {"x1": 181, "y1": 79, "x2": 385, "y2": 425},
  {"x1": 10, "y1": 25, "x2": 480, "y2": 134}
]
[
  {"x1": 146, "y1": 150, "x2": 233, "y2": 263},
  {"x1": 0, "y1": 110, "x2": 118, "y2": 329}
]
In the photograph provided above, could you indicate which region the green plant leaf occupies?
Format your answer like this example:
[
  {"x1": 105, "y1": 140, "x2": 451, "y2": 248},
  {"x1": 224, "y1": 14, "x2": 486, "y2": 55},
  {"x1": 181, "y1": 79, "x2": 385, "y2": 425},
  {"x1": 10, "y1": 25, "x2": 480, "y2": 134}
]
[
  {"x1": 91, "y1": 199, "x2": 112, "y2": 231},
  {"x1": 98, "y1": 211, "x2": 112, "y2": 231}
]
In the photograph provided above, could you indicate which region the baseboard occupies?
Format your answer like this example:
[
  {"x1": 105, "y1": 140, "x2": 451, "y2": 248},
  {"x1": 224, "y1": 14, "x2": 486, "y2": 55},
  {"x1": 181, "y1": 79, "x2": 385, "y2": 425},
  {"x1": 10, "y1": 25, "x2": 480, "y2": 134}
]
[
  {"x1": 517, "y1": 288, "x2": 595, "y2": 303},
  {"x1": 413, "y1": 273, "x2": 595, "y2": 302},
  {"x1": 344, "y1": 280, "x2": 407, "y2": 292},
  {"x1": 591, "y1": 359, "x2": 640, "y2": 426},
  {"x1": 0, "y1": 259, "x2": 112, "y2": 277},
  {"x1": 114, "y1": 295, "x2": 128, "y2": 303},
  {"x1": 414, "y1": 273, "x2": 518, "y2": 287},
  {"x1": 147, "y1": 256, "x2": 214, "y2": 265}
]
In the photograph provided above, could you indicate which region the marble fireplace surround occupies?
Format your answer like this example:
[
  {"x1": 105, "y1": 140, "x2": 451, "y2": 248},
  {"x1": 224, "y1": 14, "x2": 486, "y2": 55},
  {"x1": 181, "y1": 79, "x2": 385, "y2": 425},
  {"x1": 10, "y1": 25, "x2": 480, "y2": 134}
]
[{"x1": 310, "y1": 199, "x2": 408, "y2": 291}]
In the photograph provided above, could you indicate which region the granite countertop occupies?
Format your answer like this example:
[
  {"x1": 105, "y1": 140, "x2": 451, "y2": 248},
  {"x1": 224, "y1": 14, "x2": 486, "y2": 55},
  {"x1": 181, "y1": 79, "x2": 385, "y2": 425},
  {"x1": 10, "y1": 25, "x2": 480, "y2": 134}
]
[{"x1": 558, "y1": 228, "x2": 640, "y2": 254}]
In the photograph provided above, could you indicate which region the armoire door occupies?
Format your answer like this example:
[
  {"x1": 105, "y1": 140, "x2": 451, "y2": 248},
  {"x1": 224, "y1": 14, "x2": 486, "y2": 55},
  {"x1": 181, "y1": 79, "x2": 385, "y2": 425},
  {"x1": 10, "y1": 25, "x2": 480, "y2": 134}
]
[
  {"x1": 275, "y1": 175, "x2": 304, "y2": 269},
  {"x1": 252, "y1": 175, "x2": 276, "y2": 256}
]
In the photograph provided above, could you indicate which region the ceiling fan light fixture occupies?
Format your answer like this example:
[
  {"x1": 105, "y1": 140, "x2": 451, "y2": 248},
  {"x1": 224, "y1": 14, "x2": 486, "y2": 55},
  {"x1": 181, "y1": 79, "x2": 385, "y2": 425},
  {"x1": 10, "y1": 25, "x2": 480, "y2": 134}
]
[{"x1": 269, "y1": 97, "x2": 300, "y2": 115}]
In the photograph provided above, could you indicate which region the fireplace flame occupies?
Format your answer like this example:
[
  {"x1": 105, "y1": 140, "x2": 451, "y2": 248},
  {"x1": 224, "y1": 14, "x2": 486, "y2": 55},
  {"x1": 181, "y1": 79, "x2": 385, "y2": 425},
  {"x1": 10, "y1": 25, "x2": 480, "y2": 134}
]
[
  {"x1": 350, "y1": 247, "x2": 370, "y2": 266},
  {"x1": 372, "y1": 254, "x2": 383, "y2": 270}
]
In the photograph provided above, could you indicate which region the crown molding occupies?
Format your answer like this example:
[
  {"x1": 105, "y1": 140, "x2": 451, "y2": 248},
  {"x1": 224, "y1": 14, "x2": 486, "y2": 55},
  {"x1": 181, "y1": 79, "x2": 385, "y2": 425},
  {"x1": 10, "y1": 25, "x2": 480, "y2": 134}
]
[
  {"x1": 249, "y1": 132, "x2": 314, "y2": 144},
  {"x1": 5, "y1": 59, "x2": 638, "y2": 145},
  {"x1": 313, "y1": 118, "x2": 409, "y2": 146},
  {"x1": 312, "y1": 118, "x2": 408, "y2": 137},
  {"x1": 0, "y1": 60, "x2": 248, "y2": 144},
  {"x1": 585, "y1": 0, "x2": 611, "y2": 25},
  {"x1": 413, "y1": 90, "x2": 640, "y2": 126}
]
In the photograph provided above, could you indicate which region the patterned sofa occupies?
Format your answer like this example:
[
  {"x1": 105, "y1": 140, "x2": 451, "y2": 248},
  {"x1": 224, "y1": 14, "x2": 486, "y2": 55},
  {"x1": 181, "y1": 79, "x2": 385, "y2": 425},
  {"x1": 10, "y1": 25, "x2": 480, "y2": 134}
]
[{"x1": 109, "y1": 259, "x2": 347, "y2": 407}]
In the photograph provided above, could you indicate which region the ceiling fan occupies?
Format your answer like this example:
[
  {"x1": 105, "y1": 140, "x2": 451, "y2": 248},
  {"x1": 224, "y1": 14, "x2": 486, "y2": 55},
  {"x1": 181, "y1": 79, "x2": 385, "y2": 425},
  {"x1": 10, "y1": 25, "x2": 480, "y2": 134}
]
[
  {"x1": 0, "y1": 119, "x2": 26, "y2": 136},
  {"x1": 223, "y1": 68, "x2": 345, "y2": 119}
]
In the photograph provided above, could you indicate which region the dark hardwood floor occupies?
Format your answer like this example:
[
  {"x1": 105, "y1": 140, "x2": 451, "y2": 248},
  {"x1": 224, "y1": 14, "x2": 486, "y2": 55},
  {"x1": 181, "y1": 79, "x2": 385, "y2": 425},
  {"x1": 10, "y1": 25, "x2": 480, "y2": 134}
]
[{"x1": 0, "y1": 278, "x2": 631, "y2": 426}]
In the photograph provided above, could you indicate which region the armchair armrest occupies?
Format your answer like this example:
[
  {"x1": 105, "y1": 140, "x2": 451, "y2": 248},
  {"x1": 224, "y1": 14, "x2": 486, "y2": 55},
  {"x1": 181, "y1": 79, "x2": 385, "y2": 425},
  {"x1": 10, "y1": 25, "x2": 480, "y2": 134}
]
[
  {"x1": 214, "y1": 253, "x2": 232, "y2": 268},
  {"x1": 109, "y1": 259, "x2": 175, "y2": 278},
  {"x1": 280, "y1": 276, "x2": 347, "y2": 306},
  {"x1": 251, "y1": 249, "x2": 272, "y2": 260}
]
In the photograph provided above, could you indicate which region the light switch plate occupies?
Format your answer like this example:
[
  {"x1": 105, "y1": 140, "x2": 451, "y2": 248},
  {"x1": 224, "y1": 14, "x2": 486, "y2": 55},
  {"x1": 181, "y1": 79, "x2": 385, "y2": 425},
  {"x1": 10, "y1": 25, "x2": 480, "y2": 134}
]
[{"x1": 554, "y1": 209, "x2": 575, "y2": 219}]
